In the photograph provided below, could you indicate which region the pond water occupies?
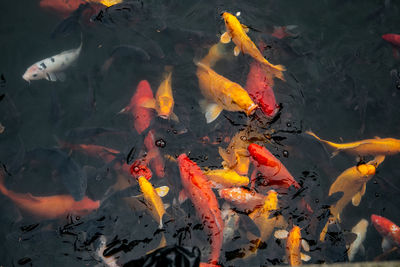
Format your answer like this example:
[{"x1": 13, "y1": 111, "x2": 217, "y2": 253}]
[{"x1": 1, "y1": 0, "x2": 400, "y2": 266}]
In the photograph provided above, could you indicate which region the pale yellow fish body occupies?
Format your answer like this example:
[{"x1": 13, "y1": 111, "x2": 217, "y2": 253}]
[
  {"x1": 138, "y1": 176, "x2": 166, "y2": 228},
  {"x1": 219, "y1": 131, "x2": 251, "y2": 176},
  {"x1": 320, "y1": 156, "x2": 384, "y2": 241},
  {"x1": 347, "y1": 219, "x2": 368, "y2": 261},
  {"x1": 245, "y1": 190, "x2": 286, "y2": 257},
  {"x1": 203, "y1": 168, "x2": 249, "y2": 188},
  {"x1": 221, "y1": 12, "x2": 286, "y2": 80},
  {"x1": 306, "y1": 131, "x2": 400, "y2": 156}
]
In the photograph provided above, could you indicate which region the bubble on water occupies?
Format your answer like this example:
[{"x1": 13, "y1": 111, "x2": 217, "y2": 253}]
[
  {"x1": 315, "y1": 198, "x2": 319, "y2": 203},
  {"x1": 373, "y1": 179, "x2": 378, "y2": 184},
  {"x1": 155, "y1": 139, "x2": 166, "y2": 148},
  {"x1": 76, "y1": 216, "x2": 80, "y2": 221},
  {"x1": 173, "y1": 130, "x2": 178, "y2": 134},
  {"x1": 283, "y1": 150, "x2": 289, "y2": 158},
  {"x1": 375, "y1": 192, "x2": 380, "y2": 197},
  {"x1": 286, "y1": 122, "x2": 292, "y2": 127}
]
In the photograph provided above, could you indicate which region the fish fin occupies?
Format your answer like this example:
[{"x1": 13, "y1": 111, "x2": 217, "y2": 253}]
[
  {"x1": 352, "y1": 190, "x2": 363, "y2": 206},
  {"x1": 331, "y1": 150, "x2": 340, "y2": 158},
  {"x1": 45, "y1": 72, "x2": 58, "y2": 82},
  {"x1": 178, "y1": 190, "x2": 188, "y2": 203},
  {"x1": 234, "y1": 46, "x2": 241, "y2": 56},
  {"x1": 155, "y1": 186, "x2": 169, "y2": 197},
  {"x1": 301, "y1": 239, "x2": 310, "y2": 252},
  {"x1": 220, "y1": 32, "x2": 231, "y2": 44},
  {"x1": 360, "y1": 183, "x2": 367, "y2": 196},
  {"x1": 337, "y1": 213, "x2": 341, "y2": 222},
  {"x1": 382, "y1": 237, "x2": 393, "y2": 252},
  {"x1": 359, "y1": 244, "x2": 365, "y2": 256},
  {"x1": 274, "y1": 229, "x2": 289, "y2": 239},
  {"x1": 200, "y1": 100, "x2": 223, "y2": 123},
  {"x1": 163, "y1": 203, "x2": 170, "y2": 210},
  {"x1": 368, "y1": 155, "x2": 385, "y2": 167},
  {"x1": 118, "y1": 106, "x2": 130, "y2": 114},
  {"x1": 241, "y1": 24, "x2": 249, "y2": 33},
  {"x1": 55, "y1": 72, "x2": 66, "y2": 82},
  {"x1": 140, "y1": 98, "x2": 157, "y2": 109},
  {"x1": 300, "y1": 253, "x2": 311, "y2": 262},
  {"x1": 170, "y1": 112, "x2": 179, "y2": 122}
]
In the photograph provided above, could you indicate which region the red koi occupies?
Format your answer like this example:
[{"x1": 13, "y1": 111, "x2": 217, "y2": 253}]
[
  {"x1": 39, "y1": 0, "x2": 87, "y2": 18},
  {"x1": 218, "y1": 187, "x2": 265, "y2": 213},
  {"x1": 248, "y1": 143, "x2": 300, "y2": 189},
  {"x1": 382, "y1": 34, "x2": 400, "y2": 47},
  {"x1": 177, "y1": 154, "x2": 223, "y2": 265},
  {"x1": 130, "y1": 160, "x2": 153, "y2": 180},
  {"x1": 0, "y1": 173, "x2": 99, "y2": 219},
  {"x1": 371, "y1": 214, "x2": 400, "y2": 249},
  {"x1": 144, "y1": 130, "x2": 165, "y2": 178},
  {"x1": 120, "y1": 80, "x2": 154, "y2": 134}
]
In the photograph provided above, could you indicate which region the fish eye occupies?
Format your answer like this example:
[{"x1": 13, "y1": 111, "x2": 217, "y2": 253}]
[{"x1": 32, "y1": 74, "x2": 37, "y2": 77}]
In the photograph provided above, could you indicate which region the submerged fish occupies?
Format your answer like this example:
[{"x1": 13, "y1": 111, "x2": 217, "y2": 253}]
[
  {"x1": 39, "y1": 0, "x2": 87, "y2": 18},
  {"x1": 120, "y1": 80, "x2": 155, "y2": 134},
  {"x1": 306, "y1": 131, "x2": 400, "y2": 157},
  {"x1": 203, "y1": 168, "x2": 249, "y2": 188},
  {"x1": 196, "y1": 44, "x2": 257, "y2": 123},
  {"x1": 22, "y1": 41, "x2": 82, "y2": 82},
  {"x1": 347, "y1": 219, "x2": 369, "y2": 261},
  {"x1": 141, "y1": 67, "x2": 179, "y2": 121},
  {"x1": 144, "y1": 130, "x2": 165, "y2": 178},
  {"x1": 177, "y1": 154, "x2": 223, "y2": 265},
  {"x1": 218, "y1": 131, "x2": 251, "y2": 176},
  {"x1": 137, "y1": 176, "x2": 168, "y2": 228},
  {"x1": 219, "y1": 187, "x2": 265, "y2": 213},
  {"x1": 220, "y1": 12, "x2": 285, "y2": 80},
  {"x1": 248, "y1": 143, "x2": 300, "y2": 189},
  {"x1": 0, "y1": 171, "x2": 99, "y2": 219},
  {"x1": 371, "y1": 214, "x2": 400, "y2": 251},
  {"x1": 320, "y1": 156, "x2": 385, "y2": 241},
  {"x1": 285, "y1": 226, "x2": 310, "y2": 266}
]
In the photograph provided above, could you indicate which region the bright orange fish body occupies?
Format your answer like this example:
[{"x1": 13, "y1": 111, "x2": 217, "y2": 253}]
[
  {"x1": 221, "y1": 12, "x2": 285, "y2": 81},
  {"x1": 248, "y1": 143, "x2": 300, "y2": 189},
  {"x1": 286, "y1": 226, "x2": 302, "y2": 266},
  {"x1": 0, "y1": 174, "x2": 99, "y2": 220},
  {"x1": 177, "y1": 154, "x2": 223, "y2": 265}
]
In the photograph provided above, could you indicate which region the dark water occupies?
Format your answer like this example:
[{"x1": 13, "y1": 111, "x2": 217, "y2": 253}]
[{"x1": 1, "y1": 0, "x2": 400, "y2": 266}]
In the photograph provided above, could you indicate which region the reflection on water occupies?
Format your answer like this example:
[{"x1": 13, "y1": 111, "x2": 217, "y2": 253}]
[{"x1": 1, "y1": 0, "x2": 400, "y2": 266}]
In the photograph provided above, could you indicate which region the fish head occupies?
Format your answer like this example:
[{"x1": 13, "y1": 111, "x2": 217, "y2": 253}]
[
  {"x1": 356, "y1": 164, "x2": 376, "y2": 176},
  {"x1": 130, "y1": 160, "x2": 152, "y2": 180},
  {"x1": 73, "y1": 197, "x2": 100, "y2": 216},
  {"x1": 157, "y1": 95, "x2": 173, "y2": 119},
  {"x1": 228, "y1": 85, "x2": 258, "y2": 115},
  {"x1": 221, "y1": 12, "x2": 237, "y2": 30},
  {"x1": 22, "y1": 65, "x2": 44, "y2": 82}
]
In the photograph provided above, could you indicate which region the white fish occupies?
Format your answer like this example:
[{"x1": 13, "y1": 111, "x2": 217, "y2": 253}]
[
  {"x1": 221, "y1": 202, "x2": 240, "y2": 244},
  {"x1": 347, "y1": 218, "x2": 368, "y2": 261},
  {"x1": 95, "y1": 235, "x2": 119, "y2": 267},
  {"x1": 22, "y1": 41, "x2": 82, "y2": 83}
]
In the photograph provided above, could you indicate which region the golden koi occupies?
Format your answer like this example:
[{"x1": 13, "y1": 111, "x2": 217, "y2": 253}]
[
  {"x1": 320, "y1": 155, "x2": 385, "y2": 241},
  {"x1": 275, "y1": 226, "x2": 311, "y2": 266},
  {"x1": 244, "y1": 190, "x2": 286, "y2": 257},
  {"x1": 218, "y1": 130, "x2": 251, "y2": 176},
  {"x1": 137, "y1": 176, "x2": 168, "y2": 228},
  {"x1": 196, "y1": 46, "x2": 257, "y2": 123},
  {"x1": 96, "y1": 0, "x2": 123, "y2": 7},
  {"x1": 142, "y1": 67, "x2": 179, "y2": 121},
  {"x1": 306, "y1": 130, "x2": 400, "y2": 157},
  {"x1": 220, "y1": 12, "x2": 286, "y2": 80},
  {"x1": 203, "y1": 168, "x2": 249, "y2": 188}
]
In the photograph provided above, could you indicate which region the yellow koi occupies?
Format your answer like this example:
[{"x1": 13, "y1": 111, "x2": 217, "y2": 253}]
[
  {"x1": 220, "y1": 12, "x2": 286, "y2": 81},
  {"x1": 219, "y1": 130, "x2": 251, "y2": 176},
  {"x1": 137, "y1": 176, "x2": 168, "y2": 228},
  {"x1": 142, "y1": 67, "x2": 179, "y2": 121},
  {"x1": 306, "y1": 131, "x2": 400, "y2": 157},
  {"x1": 203, "y1": 168, "x2": 249, "y2": 188},
  {"x1": 320, "y1": 155, "x2": 385, "y2": 241}
]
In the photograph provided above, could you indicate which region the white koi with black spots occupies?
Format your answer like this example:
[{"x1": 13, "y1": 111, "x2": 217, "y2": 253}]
[{"x1": 22, "y1": 41, "x2": 82, "y2": 83}]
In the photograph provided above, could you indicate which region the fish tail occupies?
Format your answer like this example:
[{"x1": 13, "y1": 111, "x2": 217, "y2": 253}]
[
  {"x1": 261, "y1": 62, "x2": 286, "y2": 81},
  {"x1": 0, "y1": 169, "x2": 9, "y2": 197},
  {"x1": 200, "y1": 43, "x2": 225, "y2": 67},
  {"x1": 305, "y1": 130, "x2": 339, "y2": 154}
]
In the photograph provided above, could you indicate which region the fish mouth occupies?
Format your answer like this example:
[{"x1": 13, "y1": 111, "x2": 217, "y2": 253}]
[
  {"x1": 246, "y1": 103, "x2": 258, "y2": 115},
  {"x1": 22, "y1": 74, "x2": 30, "y2": 83},
  {"x1": 159, "y1": 114, "x2": 169, "y2": 120}
]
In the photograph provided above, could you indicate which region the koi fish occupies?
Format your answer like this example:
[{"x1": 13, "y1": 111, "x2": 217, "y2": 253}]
[
  {"x1": 306, "y1": 131, "x2": 400, "y2": 157},
  {"x1": 244, "y1": 190, "x2": 286, "y2": 257},
  {"x1": 371, "y1": 214, "x2": 400, "y2": 251},
  {"x1": 177, "y1": 154, "x2": 223, "y2": 265},
  {"x1": 203, "y1": 168, "x2": 249, "y2": 188},
  {"x1": 39, "y1": 0, "x2": 87, "y2": 18},
  {"x1": 119, "y1": 80, "x2": 154, "y2": 134},
  {"x1": 137, "y1": 176, "x2": 168, "y2": 228},
  {"x1": 245, "y1": 60, "x2": 279, "y2": 118},
  {"x1": 320, "y1": 156, "x2": 385, "y2": 241},
  {"x1": 144, "y1": 130, "x2": 165, "y2": 178},
  {"x1": 130, "y1": 160, "x2": 153, "y2": 180},
  {"x1": 347, "y1": 219, "x2": 369, "y2": 261},
  {"x1": 22, "y1": 41, "x2": 82, "y2": 82},
  {"x1": 285, "y1": 226, "x2": 310, "y2": 266},
  {"x1": 220, "y1": 12, "x2": 286, "y2": 80},
  {"x1": 220, "y1": 202, "x2": 240, "y2": 244},
  {"x1": 196, "y1": 47, "x2": 257, "y2": 123},
  {"x1": 0, "y1": 172, "x2": 99, "y2": 219},
  {"x1": 141, "y1": 67, "x2": 179, "y2": 121},
  {"x1": 95, "y1": 236, "x2": 119, "y2": 267},
  {"x1": 382, "y1": 34, "x2": 400, "y2": 58},
  {"x1": 218, "y1": 131, "x2": 251, "y2": 176},
  {"x1": 248, "y1": 143, "x2": 300, "y2": 189},
  {"x1": 271, "y1": 25, "x2": 298, "y2": 39},
  {"x1": 219, "y1": 187, "x2": 265, "y2": 213}
]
